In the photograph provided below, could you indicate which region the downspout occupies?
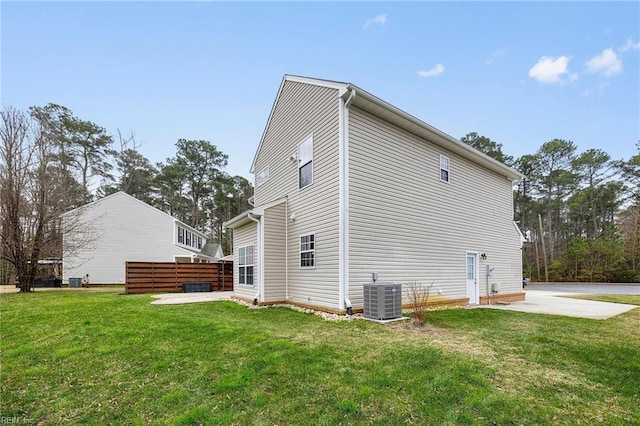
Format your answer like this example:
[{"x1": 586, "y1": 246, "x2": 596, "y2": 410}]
[
  {"x1": 285, "y1": 198, "x2": 289, "y2": 301},
  {"x1": 247, "y1": 213, "x2": 260, "y2": 305},
  {"x1": 340, "y1": 87, "x2": 356, "y2": 315}
]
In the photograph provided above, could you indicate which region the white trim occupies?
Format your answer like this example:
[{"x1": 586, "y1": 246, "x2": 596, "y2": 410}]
[
  {"x1": 259, "y1": 216, "x2": 264, "y2": 300},
  {"x1": 250, "y1": 196, "x2": 288, "y2": 216},
  {"x1": 256, "y1": 166, "x2": 270, "y2": 187},
  {"x1": 465, "y1": 251, "x2": 480, "y2": 305},
  {"x1": 297, "y1": 134, "x2": 314, "y2": 190},
  {"x1": 299, "y1": 232, "x2": 316, "y2": 270},
  {"x1": 285, "y1": 74, "x2": 349, "y2": 93},
  {"x1": 237, "y1": 245, "x2": 255, "y2": 286},
  {"x1": 513, "y1": 221, "x2": 527, "y2": 246},
  {"x1": 338, "y1": 91, "x2": 353, "y2": 310},
  {"x1": 439, "y1": 154, "x2": 450, "y2": 183},
  {"x1": 338, "y1": 97, "x2": 345, "y2": 309}
]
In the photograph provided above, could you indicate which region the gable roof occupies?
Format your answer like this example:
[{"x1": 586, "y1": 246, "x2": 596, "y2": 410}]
[
  {"x1": 251, "y1": 75, "x2": 522, "y2": 182},
  {"x1": 201, "y1": 242, "x2": 222, "y2": 258},
  {"x1": 62, "y1": 191, "x2": 206, "y2": 237}
]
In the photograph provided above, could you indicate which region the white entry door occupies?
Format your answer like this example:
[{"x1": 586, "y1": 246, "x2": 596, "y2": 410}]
[{"x1": 466, "y1": 253, "x2": 479, "y2": 305}]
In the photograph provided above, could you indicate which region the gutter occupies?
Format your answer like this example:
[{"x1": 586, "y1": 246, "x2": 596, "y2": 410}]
[{"x1": 348, "y1": 84, "x2": 523, "y2": 182}]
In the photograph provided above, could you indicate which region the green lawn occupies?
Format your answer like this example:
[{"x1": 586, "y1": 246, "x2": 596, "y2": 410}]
[{"x1": 1, "y1": 291, "x2": 639, "y2": 425}]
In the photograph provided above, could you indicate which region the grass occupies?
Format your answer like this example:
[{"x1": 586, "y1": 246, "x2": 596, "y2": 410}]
[{"x1": 1, "y1": 291, "x2": 639, "y2": 425}]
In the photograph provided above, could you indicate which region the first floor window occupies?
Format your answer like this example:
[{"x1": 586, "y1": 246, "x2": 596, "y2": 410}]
[
  {"x1": 239, "y1": 245, "x2": 254, "y2": 285},
  {"x1": 300, "y1": 234, "x2": 315, "y2": 268},
  {"x1": 440, "y1": 155, "x2": 450, "y2": 183}
]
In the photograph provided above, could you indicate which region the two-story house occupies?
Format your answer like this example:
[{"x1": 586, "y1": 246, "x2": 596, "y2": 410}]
[
  {"x1": 63, "y1": 191, "x2": 222, "y2": 285},
  {"x1": 224, "y1": 75, "x2": 525, "y2": 314}
]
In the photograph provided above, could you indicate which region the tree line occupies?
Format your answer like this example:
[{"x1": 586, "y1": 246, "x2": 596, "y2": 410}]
[
  {"x1": 1, "y1": 104, "x2": 252, "y2": 290},
  {"x1": 462, "y1": 132, "x2": 639, "y2": 283},
  {"x1": 2, "y1": 102, "x2": 638, "y2": 289}
]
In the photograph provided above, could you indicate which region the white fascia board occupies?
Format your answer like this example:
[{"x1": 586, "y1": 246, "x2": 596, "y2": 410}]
[
  {"x1": 223, "y1": 210, "x2": 262, "y2": 229},
  {"x1": 251, "y1": 196, "x2": 288, "y2": 215},
  {"x1": 173, "y1": 219, "x2": 206, "y2": 238},
  {"x1": 285, "y1": 75, "x2": 349, "y2": 94},
  {"x1": 513, "y1": 221, "x2": 527, "y2": 245}
]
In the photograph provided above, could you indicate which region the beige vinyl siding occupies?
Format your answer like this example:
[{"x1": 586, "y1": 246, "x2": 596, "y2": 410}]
[
  {"x1": 262, "y1": 203, "x2": 287, "y2": 301},
  {"x1": 348, "y1": 107, "x2": 522, "y2": 308},
  {"x1": 63, "y1": 192, "x2": 201, "y2": 284},
  {"x1": 253, "y1": 80, "x2": 341, "y2": 309},
  {"x1": 233, "y1": 222, "x2": 258, "y2": 300}
]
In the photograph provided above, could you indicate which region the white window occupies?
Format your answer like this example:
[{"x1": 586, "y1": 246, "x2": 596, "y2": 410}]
[
  {"x1": 197, "y1": 236, "x2": 202, "y2": 250},
  {"x1": 238, "y1": 245, "x2": 254, "y2": 285},
  {"x1": 256, "y1": 166, "x2": 270, "y2": 187},
  {"x1": 178, "y1": 226, "x2": 185, "y2": 244},
  {"x1": 440, "y1": 155, "x2": 450, "y2": 183},
  {"x1": 185, "y1": 230, "x2": 191, "y2": 246},
  {"x1": 298, "y1": 136, "x2": 313, "y2": 189},
  {"x1": 300, "y1": 234, "x2": 315, "y2": 269}
]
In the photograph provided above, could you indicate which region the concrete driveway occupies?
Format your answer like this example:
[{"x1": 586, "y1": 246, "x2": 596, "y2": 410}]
[
  {"x1": 526, "y1": 283, "x2": 640, "y2": 294},
  {"x1": 482, "y1": 285, "x2": 639, "y2": 320}
]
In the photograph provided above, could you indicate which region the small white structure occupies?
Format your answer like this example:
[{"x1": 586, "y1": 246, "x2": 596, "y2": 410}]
[
  {"x1": 63, "y1": 192, "x2": 221, "y2": 285},
  {"x1": 225, "y1": 75, "x2": 525, "y2": 314}
]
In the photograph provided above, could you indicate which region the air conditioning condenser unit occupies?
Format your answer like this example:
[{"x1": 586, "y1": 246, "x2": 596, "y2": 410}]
[{"x1": 363, "y1": 282, "x2": 402, "y2": 320}]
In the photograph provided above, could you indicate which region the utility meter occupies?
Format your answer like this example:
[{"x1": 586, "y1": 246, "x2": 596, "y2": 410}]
[{"x1": 486, "y1": 264, "x2": 494, "y2": 277}]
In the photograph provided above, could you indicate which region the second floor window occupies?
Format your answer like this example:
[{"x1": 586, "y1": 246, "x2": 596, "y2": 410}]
[
  {"x1": 298, "y1": 135, "x2": 313, "y2": 189},
  {"x1": 440, "y1": 155, "x2": 450, "y2": 183},
  {"x1": 177, "y1": 225, "x2": 203, "y2": 250}
]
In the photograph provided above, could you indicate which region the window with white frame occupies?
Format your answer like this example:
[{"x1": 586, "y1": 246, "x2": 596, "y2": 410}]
[
  {"x1": 440, "y1": 155, "x2": 450, "y2": 183},
  {"x1": 177, "y1": 225, "x2": 204, "y2": 250},
  {"x1": 298, "y1": 136, "x2": 313, "y2": 189},
  {"x1": 256, "y1": 166, "x2": 270, "y2": 187},
  {"x1": 238, "y1": 245, "x2": 254, "y2": 285},
  {"x1": 300, "y1": 234, "x2": 315, "y2": 269}
]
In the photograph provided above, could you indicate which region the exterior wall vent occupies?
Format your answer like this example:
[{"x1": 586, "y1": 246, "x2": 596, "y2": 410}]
[{"x1": 363, "y1": 282, "x2": 402, "y2": 320}]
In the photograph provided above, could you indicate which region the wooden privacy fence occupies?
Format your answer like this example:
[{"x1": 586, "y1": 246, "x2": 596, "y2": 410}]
[{"x1": 125, "y1": 262, "x2": 233, "y2": 294}]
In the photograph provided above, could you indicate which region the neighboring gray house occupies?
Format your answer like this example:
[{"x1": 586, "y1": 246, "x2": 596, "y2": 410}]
[
  {"x1": 63, "y1": 191, "x2": 221, "y2": 285},
  {"x1": 224, "y1": 75, "x2": 525, "y2": 314}
]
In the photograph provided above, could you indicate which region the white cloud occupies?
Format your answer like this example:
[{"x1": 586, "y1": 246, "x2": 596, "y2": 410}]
[
  {"x1": 618, "y1": 38, "x2": 640, "y2": 52},
  {"x1": 528, "y1": 56, "x2": 570, "y2": 84},
  {"x1": 485, "y1": 49, "x2": 504, "y2": 65},
  {"x1": 363, "y1": 14, "x2": 387, "y2": 29},
  {"x1": 586, "y1": 48, "x2": 622, "y2": 76},
  {"x1": 417, "y1": 64, "x2": 445, "y2": 78}
]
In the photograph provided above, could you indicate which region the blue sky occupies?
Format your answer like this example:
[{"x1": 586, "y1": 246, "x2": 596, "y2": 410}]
[{"x1": 2, "y1": 2, "x2": 639, "y2": 181}]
